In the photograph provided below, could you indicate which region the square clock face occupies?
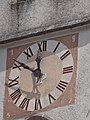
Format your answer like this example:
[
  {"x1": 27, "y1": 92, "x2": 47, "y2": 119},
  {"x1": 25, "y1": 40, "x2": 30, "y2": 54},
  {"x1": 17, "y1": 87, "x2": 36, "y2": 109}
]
[{"x1": 3, "y1": 33, "x2": 78, "y2": 120}]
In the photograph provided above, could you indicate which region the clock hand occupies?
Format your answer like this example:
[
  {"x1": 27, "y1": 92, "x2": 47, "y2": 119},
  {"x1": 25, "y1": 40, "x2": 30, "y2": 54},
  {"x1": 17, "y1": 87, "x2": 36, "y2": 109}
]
[
  {"x1": 35, "y1": 50, "x2": 48, "y2": 84},
  {"x1": 34, "y1": 50, "x2": 43, "y2": 83},
  {"x1": 13, "y1": 58, "x2": 42, "y2": 80},
  {"x1": 13, "y1": 58, "x2": 34, "y2": 72},
  {"x1": 35, "y1": 50, "x2": 42, "y2": 69},
  {"x1": 13, "y1": 58, "x2": 45, "y2": 85}
]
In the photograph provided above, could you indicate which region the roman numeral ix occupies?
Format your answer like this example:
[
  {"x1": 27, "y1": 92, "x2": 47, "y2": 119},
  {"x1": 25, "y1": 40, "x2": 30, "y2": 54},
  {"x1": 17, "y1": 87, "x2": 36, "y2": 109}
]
[{"x1": 9, "y1": 76, "x2": 19, "y2": 87}]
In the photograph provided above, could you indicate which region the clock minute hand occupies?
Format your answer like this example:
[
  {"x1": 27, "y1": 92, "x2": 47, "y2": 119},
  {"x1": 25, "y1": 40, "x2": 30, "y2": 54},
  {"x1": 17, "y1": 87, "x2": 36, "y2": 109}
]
[{"x1": 13, "y1": 58, "x2": 34, "y2": 72}]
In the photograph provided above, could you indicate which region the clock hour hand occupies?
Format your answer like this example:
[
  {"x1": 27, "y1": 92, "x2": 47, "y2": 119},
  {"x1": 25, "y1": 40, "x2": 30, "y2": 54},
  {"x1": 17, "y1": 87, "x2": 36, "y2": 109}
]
[
  {"x1": 35, "y1": 50, "x2": 43, "y2": 83},
  {"x1": 35, "y1": 50, "x2": 48, "y2": 84},
  {"x1": 35, "y1": 50, "x2": 42, "y2": 69},
  {"x1": 13, "y1": 58, "x2": 34, "y2": 72}
]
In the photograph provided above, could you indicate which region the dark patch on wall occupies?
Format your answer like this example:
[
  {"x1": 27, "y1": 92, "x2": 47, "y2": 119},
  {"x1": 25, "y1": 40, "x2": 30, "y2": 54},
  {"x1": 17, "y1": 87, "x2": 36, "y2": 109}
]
[
  {"x1": 10, "y1": 3, "x2": 19, "y2": 31},
  {"x1": 10, "y1": 0, "x2": 35, "y2": 31}
]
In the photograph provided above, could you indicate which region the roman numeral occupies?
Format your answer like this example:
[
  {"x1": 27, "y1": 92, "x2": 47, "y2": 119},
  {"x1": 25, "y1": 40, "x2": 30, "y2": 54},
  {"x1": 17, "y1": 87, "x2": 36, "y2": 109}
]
[
  {"x1": 60, "y1": 50, "x2": 70, "y2": 60},
  {"x1": 23, "y1": 47, "x2": 34, "y2": 59},
  {"x1": 19, "y1": 97, "x2": 30, "y2": 110},
  {"x1": 9, "y1": 76, "x2": 19, "y2": 87},
  {"x1": 10, "y1": 88, "x2": 22, "y2": 104},
  {"x1": 56, "y1": 80, "x2": 68, "y2": 92},
  {"x1": 63, "y1": 66, "x2": 73, "y2": 74},
  {"x1": 13, "y1": 63, "x2": 21, "y2": 71},
  {"x1": 35, "y1": 99, "x2": 42, "y2": 110},
  {"x1": 53, "y1": 42, "x2": 60, "y2": 53},
  {"x1": 48, "y1": 94, "x2": 56, "y2": 104},
  {"x1": 37, "y1": 41, "x2": 47, "y2": 52}
]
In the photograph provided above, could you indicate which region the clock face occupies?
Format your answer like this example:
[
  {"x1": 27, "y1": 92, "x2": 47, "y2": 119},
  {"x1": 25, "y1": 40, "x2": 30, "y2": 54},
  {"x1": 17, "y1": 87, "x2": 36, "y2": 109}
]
[{"x1": 8, "y1": 39, "x2": 74, "y2": 111}]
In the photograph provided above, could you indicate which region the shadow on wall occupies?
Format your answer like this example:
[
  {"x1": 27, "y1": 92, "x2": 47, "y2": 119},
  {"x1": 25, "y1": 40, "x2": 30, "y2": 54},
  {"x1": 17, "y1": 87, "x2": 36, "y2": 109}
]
[
  {"x1": 26, "y1": 115, "x2": 52, "y2": 120},
  {"x1": 13, "y1": 115, "x2": 53, "y2": 120}
]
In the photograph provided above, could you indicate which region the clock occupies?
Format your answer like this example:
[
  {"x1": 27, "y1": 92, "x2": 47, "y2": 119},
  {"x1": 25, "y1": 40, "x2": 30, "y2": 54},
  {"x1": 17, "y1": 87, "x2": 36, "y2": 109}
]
[{"x1": 4, "y1": 34, "x2": 78, "y2": 119}]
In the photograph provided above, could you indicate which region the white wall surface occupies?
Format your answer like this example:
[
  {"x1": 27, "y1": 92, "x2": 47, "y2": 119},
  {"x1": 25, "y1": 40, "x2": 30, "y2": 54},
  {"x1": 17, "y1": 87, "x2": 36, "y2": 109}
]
[
  {"x1": 0, "y1": 28, "x2": 90, "y2": 120},
  {"x1": 0, "y1": 48, "x2": 7, "y2": 120}
]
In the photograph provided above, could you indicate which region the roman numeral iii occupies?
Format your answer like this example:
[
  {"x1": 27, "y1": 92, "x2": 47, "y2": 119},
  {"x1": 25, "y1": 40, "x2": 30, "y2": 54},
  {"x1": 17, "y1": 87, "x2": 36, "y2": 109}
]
[{"x1": 63, "y1": 66, "x2": 73, "y2": 74}]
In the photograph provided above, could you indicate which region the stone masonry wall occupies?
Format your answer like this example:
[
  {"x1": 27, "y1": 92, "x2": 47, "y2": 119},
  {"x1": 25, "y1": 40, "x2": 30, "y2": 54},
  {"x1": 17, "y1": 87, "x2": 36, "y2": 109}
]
[{"x1": 0, "y1": 0, "x2": 90, "y2": 41}]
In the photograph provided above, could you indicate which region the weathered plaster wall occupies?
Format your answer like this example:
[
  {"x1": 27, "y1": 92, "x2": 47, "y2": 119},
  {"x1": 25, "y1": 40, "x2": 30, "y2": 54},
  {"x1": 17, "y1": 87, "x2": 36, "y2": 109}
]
[
  {"x1": 1, "y1": 0, "x2": 90, "y2": 41},
  {"x1": 0, "y1": 0, "x2": 18, "y2": 40},
  {"x1": 0, "y1": 28, "x2": 90, "y2": 120}
]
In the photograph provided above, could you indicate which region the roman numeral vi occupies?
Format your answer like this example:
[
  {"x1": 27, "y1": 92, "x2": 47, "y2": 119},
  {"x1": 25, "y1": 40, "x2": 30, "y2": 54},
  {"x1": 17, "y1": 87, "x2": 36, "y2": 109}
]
[{"x1": 35, "y1": 99, "x2": 42, "y2": 110}]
